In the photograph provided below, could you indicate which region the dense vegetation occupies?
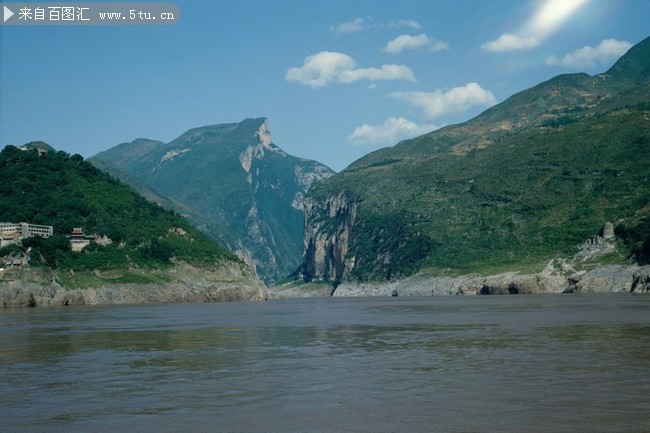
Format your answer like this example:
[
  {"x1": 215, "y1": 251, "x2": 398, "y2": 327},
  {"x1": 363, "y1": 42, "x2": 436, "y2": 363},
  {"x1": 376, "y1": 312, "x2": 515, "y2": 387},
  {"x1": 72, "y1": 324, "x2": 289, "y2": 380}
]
[
  {"x1": 0, "y1": 145, "x2": 237, "y2": 271},
  {"x1": 304, "y1": 37, "x2": 650, "y2": 281}
]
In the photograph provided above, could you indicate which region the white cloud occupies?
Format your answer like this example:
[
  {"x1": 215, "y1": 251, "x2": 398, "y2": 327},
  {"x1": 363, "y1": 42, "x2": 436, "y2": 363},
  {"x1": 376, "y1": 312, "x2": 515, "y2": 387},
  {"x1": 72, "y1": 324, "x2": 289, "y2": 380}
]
[
  {"x1": 330, "y1": 18, "x2": 364, "y2": 35},
  {"x1": 348, "y1": 117, "x2": 438, "y2": 147},
  {"x1": 392, "y1": 83, "x2": 497, "y2": 119},
  {"x1": 285, "y1": 51, "x2": 415, "y2": 88},
  {"x1": 430, "y1": 40, "x2": 450, "y2": 52},
  {"x1": 285, "y1": 51, "x2": 356, "y2": 88},
  {"x1": 387, "y1": 20, "x2": 421, "y2": 30},
  {"x1": 546, "y1": 38, "x2": 633, "y2": 69},
  {"x1": 338, "y1": 65, "x2": 415, "y2": 83},
  {"x1": 330, "y1": 18, "x2": 421, "y2": 34},
  {"x1": 384, "y1": 34, "x2": 449, "y2": 54},
  {"x1": 481, "y1": 33, "x2": 540, "y2": 52}
]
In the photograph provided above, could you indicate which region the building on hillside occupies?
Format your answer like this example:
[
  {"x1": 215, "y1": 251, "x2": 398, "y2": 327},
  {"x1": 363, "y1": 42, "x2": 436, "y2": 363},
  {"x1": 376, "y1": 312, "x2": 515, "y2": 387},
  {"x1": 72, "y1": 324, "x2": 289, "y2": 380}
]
[
  {"x1": 0, "y1": 222, "x2": 53, "y2": 247},
  {"x1": 69, "y1": 228, "x2": 111, "y2": 252},
  {"x1": 601, "y1": 222, "x2": 615, "y2": 239},
  {"x1": 70, "y1": 227, "x2": 92, "y2": 252},
  {"x1": 1, "y1": 229, "x2": 20, "y2": 248}
]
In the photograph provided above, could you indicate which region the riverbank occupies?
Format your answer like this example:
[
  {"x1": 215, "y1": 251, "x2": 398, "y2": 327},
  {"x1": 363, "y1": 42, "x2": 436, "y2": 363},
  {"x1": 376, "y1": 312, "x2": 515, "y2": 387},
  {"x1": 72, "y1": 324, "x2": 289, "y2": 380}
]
[
  {"x1": 0, "y1": 280, "x2": 269, "y2": 308},
  {"x1": 4, "y1": 263, "x2": 649, "y2": 307},
  {"x1": 271, "y1": 264, "x2": 650, "y2": 298},
  {"x1": 0, "y1": 261, "x2": 269, "y2": 308}
]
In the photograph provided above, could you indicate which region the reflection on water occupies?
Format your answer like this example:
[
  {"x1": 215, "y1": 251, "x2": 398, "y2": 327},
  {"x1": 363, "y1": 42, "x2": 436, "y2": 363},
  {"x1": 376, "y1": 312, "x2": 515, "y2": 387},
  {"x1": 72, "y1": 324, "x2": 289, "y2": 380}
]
[{"x1": 1, "y1": 295, "x2": 649, "y2": 433}]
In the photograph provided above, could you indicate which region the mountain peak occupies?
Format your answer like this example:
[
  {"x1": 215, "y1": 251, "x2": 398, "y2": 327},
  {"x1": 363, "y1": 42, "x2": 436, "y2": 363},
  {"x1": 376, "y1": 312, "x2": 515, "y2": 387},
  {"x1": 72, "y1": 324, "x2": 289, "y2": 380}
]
[
  {"x1": 255, "y1": 118, "x2": 272, "y2": 148},
  {"x1": 603, "y1": 36, "x2": 650, "y2": 84},
  {"x1": 238, "y1": 118, "x2": 287, "y2": 173}
]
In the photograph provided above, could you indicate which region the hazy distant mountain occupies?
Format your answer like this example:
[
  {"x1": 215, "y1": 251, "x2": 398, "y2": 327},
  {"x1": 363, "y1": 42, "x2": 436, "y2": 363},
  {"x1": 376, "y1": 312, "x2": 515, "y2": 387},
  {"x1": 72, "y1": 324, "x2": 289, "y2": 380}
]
[
  {"x1": 299, "y1": 36, "x2": 650, "y2": 284},
  {"x1": 92, "y1": 118, "x2": 334, "y2": 284}
]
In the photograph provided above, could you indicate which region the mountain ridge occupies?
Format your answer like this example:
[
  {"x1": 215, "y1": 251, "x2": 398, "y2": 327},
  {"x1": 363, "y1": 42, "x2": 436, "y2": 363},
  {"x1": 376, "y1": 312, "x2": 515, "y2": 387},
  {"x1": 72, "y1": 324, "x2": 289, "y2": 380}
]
[{"x1": 350, "y1": 37, "x2": 649, "y2": 172}]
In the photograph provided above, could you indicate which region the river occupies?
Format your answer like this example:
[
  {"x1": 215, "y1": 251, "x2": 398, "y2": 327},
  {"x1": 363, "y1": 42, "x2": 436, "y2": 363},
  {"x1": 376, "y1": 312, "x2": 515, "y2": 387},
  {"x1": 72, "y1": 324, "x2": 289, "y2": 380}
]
[{"x1": 1, "y1": 294, "x2": 648, "y2": 432}]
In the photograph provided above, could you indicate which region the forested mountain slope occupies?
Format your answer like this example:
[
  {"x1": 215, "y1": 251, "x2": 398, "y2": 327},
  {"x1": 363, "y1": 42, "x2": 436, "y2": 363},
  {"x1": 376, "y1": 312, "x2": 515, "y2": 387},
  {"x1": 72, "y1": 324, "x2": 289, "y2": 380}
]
[{"x1": 299, "y1": 37, "x2": 650, "y2": 284}]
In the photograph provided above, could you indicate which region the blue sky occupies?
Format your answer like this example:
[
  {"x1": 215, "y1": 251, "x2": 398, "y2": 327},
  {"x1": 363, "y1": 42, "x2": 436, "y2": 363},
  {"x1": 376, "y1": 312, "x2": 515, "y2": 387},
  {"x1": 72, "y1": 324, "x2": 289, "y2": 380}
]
[{"x1": 1, "y1": 0, "x2": 648, "y2": 171}]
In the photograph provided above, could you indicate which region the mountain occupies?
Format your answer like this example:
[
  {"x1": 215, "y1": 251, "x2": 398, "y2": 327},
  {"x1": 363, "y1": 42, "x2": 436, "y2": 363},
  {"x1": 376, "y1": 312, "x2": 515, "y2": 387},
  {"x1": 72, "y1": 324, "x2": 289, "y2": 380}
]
[
  {"x1": 91, "y1": 118, "x2": 334, "y2": 284},
  {"x1": 299, "y1": 37, "x2": 650, "y2": 285},
  {"x1": 0, "y1": 145, "x2": 266, "y2": 304}
]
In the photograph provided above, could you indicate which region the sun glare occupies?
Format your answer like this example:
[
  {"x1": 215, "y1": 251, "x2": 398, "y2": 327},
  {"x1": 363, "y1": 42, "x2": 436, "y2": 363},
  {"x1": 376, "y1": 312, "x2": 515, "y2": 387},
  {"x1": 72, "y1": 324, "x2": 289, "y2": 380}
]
[{"x1": 529, "y1": 0, "x2": 589, "y2": 37}]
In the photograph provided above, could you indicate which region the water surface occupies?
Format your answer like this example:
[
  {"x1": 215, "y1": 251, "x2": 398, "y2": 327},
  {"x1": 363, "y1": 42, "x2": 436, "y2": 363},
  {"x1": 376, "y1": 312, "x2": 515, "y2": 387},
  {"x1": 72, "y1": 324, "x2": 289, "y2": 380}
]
[{"x1": 1, "y1": 294, "x2": 648, "y2": 432}]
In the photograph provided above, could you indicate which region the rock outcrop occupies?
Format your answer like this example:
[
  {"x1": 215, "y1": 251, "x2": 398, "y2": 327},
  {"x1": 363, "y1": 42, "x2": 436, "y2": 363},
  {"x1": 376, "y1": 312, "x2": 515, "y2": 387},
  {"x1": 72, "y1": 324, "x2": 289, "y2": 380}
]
[
  {"x1": 632, "y1": 268, "x2": 650, "y2": 293},
  {"x1": 300, "y1": 192, "x2": 357, "y2": 284},
  {"x1": 567, "y1": 265, "x2": 639, "y2": 293}
]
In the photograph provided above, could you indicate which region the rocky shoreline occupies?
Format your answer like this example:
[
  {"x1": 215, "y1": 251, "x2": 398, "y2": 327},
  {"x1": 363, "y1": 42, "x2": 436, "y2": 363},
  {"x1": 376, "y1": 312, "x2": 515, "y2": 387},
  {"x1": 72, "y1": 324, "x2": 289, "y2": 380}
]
[
  {"x1": 271, "y1": 264, "x2": 650, "y2": 298},
  {"x1": 0, "y1": 280, "x2": 269, "y2": 308},
  {"x1": 0, "y1": 261, "x2": 270, "y2": 308},
  {"x1": 4, "y1": 264, "x2": 648, "y2": 308},
  {"x1": 0, "y1": 281, "x2": 269, "y2": 308}
]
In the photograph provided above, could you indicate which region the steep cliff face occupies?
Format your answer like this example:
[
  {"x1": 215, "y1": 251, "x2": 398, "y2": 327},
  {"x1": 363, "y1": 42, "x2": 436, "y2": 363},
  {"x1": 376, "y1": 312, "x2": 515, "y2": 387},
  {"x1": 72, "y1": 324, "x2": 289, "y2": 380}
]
[
  {"x1": 300, "y1": 193, "x2": 357, "y2": 284},
  {"x1": 301, "y1": 187, "x2": 436, "y2": 283},
  {"x1": 91, "y1": 118, "x2": 334, "y2": 284}
]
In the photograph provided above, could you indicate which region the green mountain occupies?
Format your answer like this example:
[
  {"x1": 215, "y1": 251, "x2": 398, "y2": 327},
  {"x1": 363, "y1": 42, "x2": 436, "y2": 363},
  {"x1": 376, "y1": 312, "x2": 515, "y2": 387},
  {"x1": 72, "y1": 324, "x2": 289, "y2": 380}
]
[
  {"x1": 300, "y1": 36, "x2": 650, "y2": 284},
  {"x1": 0, "y1": 145, "x2": 261, "y2": 293},
  {"x1": 91, "y1": 118, "x2": 334, "y2": 284}
]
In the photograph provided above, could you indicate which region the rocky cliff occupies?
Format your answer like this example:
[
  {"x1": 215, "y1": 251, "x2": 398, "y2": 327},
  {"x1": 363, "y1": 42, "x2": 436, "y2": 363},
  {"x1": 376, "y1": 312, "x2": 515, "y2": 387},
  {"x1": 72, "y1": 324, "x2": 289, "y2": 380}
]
[{"x1": 300, "y1": 193, "x2": 358, "y2": 284}]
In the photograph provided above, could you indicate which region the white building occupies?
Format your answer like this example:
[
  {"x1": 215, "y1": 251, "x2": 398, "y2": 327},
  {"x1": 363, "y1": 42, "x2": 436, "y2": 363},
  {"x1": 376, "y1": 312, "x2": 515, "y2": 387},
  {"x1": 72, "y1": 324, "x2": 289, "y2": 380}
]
[{"x1": 0, "y1": 222, "x2": 54, "y2": 248}]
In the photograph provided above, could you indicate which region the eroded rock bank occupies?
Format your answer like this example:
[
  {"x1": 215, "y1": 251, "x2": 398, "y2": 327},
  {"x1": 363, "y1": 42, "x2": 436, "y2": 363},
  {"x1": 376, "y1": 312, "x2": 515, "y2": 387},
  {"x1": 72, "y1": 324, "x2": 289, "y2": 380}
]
[
  {"x1": 272, "y1": 265, "x2": 650, "y2": 298},
  {"x1": 1, "y1": 280, "x2": 269, "y2": 308},
  {"x1": 0, "y1": 261, "x2": 270, "y2": 308}
]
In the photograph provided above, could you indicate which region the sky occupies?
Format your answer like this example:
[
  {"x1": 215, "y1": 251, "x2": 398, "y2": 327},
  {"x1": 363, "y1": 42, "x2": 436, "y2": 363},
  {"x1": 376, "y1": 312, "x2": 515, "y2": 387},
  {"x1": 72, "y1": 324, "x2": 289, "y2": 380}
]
[{"x1": 1, "y1": 0, "x2": 649, "y2": 172}]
